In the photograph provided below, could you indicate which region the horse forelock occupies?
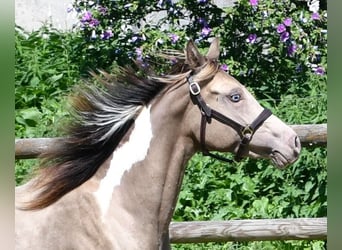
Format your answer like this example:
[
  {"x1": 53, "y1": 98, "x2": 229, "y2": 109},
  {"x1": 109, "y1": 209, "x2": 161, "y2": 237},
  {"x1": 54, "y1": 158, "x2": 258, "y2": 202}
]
[
  {"x1": 151, "y1": 59, "x2": 219, "y2": 94},
  {"x1": 194, "y1": 60, "x2": 220, "y2": 82}
]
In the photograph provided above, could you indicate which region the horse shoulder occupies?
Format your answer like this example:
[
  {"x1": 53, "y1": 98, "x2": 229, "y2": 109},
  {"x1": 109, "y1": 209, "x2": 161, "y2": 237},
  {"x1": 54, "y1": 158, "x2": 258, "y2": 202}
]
[{"x1": 15, "y1": 181, "x2": 114, "y2": 249}]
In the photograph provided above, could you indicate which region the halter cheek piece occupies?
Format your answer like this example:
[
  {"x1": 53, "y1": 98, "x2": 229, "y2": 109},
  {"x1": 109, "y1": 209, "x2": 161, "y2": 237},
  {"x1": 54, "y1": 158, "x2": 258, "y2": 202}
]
[{"x1": 187, "y1": 75, "x2": 272, "y2": 163}]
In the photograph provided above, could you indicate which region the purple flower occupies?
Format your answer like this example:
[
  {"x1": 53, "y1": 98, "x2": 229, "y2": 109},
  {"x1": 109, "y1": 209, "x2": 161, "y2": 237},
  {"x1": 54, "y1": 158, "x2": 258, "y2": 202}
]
[
  {"x1": 98, "y1": 6, "x2": 108, "y2": 15},
  {"x1": 81, "y1": 11, "x2": 92, "y2": 23},
  {"x1": 220, "y1": 64, "x2": 229, "y2": 72},
  {"x1": 311, "y1": 12, "x2": 320, "y2": 20},
  {"x1": 131, "y1": 35, "x2": 140, "y2": 43},
  {"x1": 246, "y1": 34, "x2": 257, "y2": 44},
  {"x1": 283, "y1": 17, "x2": 292, "y2": 27},
  {"x1": 201, "y1": 26, "x2": 211, "y2": 37},
  {"x1": 287, "y1": 43, "x2": 297, "y2": 56},
  {"x1": 169, "y1": 34, "x2": 179, "y2": 44},
  {"x1": 101, "y1": 30, "x2": 113, "y2": 40},
  {"x1": 280, "y1": 32, "x2": 290, "y2": 42},
  {"x1": 89, "y1": 18, "x2": 100, "y2": 27},
  {"x1": 80, "y1": 11, "x2": 100, "y2": 27},
  {"x1": 197, "y1": 0, "x2": 207, "y2": 3},
  {"x1": 170, "y1": 57, "x2": 178, "y2": 65},
  {"x1": 277, "y1": 24, "x2": 286, "y2": 33},
  {"x1": 314, "y1": 66, "x2": 325, "y2": 75},
  {"x1": 136, "y1": 48, "x2": 142, "y2": 56},
  {"x1": 249, "y1": 0, "x2": 258, "y2": 6},
  {"x1": 136, "y1": 47, "x2": 143, "y2": 61},
  {"x1": 198, "y1": 17, "x2": 208, "y2": 26}
]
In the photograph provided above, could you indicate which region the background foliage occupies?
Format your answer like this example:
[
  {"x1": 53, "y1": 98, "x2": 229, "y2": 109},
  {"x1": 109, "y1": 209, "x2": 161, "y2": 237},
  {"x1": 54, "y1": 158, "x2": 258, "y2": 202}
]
[{"x1": 15, "y1": 0, "x2": 327, "y2": 249}]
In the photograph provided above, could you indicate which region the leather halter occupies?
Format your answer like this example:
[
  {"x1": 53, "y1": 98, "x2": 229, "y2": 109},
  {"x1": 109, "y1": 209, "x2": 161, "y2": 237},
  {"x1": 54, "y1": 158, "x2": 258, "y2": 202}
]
[{"x1": 187, "y1": 75, "x2": 272, "y2": 163}]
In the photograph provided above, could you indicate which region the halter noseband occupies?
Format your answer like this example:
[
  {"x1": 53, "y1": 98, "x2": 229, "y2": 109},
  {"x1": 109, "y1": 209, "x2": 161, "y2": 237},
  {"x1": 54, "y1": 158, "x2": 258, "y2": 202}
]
[{"x1": 187, "y1": 75, "x2": 272, "y2": 163}]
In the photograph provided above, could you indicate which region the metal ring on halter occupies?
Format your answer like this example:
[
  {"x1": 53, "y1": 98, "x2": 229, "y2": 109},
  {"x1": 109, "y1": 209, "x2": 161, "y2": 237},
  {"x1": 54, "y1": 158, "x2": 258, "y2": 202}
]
[
  {"x1": 241, "y1": 126, "x2": 253, "y2": 137},
  {"x1": 189, "y1": 81, "x2": 201, "y2": 96}
]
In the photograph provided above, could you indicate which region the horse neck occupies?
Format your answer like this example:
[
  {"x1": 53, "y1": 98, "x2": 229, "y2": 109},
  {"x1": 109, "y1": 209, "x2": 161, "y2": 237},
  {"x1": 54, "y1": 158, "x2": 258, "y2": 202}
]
[{"x1": 88, "y1": 84, "x2": 195, "y2": 247}]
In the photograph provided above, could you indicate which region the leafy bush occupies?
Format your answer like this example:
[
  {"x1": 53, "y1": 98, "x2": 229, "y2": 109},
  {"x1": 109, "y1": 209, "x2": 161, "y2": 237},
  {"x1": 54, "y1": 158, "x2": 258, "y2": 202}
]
[
  {"x1": 15, "y1": 26, "x2": 78, "y2": 138},
  {"x1": 70, "y1": 0, "x2": 326, "y2": 99},
  {"x1": 15, "y1": 26, "x2": 75, "y2": 183},
  {"x1": 218, "y1": 0, "x2": 327, "y2": 100},
  {"x1": 15, "y1": 0, "x2": 326, "y2": 249}
]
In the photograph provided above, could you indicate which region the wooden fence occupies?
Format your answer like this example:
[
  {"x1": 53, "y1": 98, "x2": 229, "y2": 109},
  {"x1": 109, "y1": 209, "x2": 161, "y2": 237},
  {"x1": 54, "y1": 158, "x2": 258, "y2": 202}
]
[
  {"x1": 15, "y1": 123, "x2": 327, "y2": 243},
  {"x1": 169, "y1": 218, "x2": 327, "y2": 243},
  {"x1": 15, "y1": 124, "x2": 327, "y2": 159}
]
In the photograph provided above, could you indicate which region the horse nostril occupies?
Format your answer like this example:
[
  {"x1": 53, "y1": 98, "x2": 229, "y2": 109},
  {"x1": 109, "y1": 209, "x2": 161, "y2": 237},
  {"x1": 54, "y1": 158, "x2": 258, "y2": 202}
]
[
  {"x1": 293, "y1": 136, "x2": 301, "y2": 157},
  {"x1": 294, "y1": 136, "x2": 299, "y2": 148}
]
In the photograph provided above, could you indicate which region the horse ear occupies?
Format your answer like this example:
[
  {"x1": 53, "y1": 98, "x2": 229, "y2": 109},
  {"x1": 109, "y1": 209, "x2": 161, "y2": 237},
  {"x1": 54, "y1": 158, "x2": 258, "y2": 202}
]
[
  {"x1": 206, "y1": 38, "x2": 220, "y2": 61},
  {"x1": 186, "y1": 40, "x2": 205, "y2": 68}
]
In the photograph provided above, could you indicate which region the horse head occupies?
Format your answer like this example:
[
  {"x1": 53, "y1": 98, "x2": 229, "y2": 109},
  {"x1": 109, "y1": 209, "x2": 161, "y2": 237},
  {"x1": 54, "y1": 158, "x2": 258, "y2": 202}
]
[{"x1": 179, "y1": 38, "x2": 301, "y2": 168}]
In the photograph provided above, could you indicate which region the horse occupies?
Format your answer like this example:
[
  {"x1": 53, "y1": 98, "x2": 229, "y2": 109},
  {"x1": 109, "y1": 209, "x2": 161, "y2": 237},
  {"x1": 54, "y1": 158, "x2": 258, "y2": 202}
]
[{"x1": 15, "y1": 38, "x2": 301, "y2": 250}]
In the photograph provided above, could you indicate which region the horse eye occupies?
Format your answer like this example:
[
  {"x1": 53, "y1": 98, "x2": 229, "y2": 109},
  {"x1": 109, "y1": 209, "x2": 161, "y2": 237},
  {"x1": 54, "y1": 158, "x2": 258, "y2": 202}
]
[{"x1": 230, "y1": 93, "x2": 241, "y2": 102}]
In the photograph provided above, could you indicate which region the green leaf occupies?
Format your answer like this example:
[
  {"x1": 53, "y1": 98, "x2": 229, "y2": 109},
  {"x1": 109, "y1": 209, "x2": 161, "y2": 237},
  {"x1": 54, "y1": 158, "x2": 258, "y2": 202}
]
[
  {"x1": 304, "y1": 181, "x2": 314, "y2": 193},
  {"x1": 16, "y1": 107, "x2": 42, "y2": 127},
  {"x1": 48, "y1": 73, "x2": 63, "y2": 84},
  {"x1": 29, "y1": 76, "x2": 40, "y2": 86}
]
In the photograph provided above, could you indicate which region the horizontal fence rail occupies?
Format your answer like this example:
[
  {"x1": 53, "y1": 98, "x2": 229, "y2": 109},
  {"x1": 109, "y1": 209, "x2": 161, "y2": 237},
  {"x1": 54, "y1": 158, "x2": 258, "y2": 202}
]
[
  {"x1": 290, "y1": 124, "x2": 326, "y2": 147},
  {"x1": 169, "y1": 217, "x2": 327, "y2": 243},
  {"x1": 15, "y1": 124, "x2": 327, "y2": 159}
]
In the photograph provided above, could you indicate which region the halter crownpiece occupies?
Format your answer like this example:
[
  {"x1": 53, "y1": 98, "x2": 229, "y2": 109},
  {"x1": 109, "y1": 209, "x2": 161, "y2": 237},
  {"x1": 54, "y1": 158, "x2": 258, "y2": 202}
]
[{"x1": 187, "y1": 75, "x2": 272, "y2": 163}]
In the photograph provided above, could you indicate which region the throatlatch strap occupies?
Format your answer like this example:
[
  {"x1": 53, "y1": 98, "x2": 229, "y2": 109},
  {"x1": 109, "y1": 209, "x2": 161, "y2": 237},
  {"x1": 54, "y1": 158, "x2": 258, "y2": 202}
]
[{"x1": 200, "y1": 113, "x2": 235, "y2": 163}]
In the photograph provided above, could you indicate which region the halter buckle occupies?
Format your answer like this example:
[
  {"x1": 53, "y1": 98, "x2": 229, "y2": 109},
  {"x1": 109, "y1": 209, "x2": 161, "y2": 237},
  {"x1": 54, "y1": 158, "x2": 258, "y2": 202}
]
[
  {"x1": 241, "y1": 125, "x2": 253, "y2": 136},
  {"x1": 189, "y1": 81, "x2": 201, "y2": 96}
]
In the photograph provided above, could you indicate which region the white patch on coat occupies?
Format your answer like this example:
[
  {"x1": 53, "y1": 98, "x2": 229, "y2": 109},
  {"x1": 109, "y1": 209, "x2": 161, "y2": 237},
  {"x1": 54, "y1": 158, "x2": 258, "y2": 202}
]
[{"x1": 94, "y1": 106, "x2": 153, "y2": 217}]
